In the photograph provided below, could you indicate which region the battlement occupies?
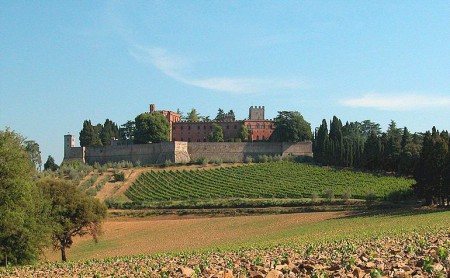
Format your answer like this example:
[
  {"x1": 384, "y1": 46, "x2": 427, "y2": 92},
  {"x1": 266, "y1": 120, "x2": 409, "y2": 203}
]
[{"x1": 249, "y1": 105, "x2": 265, "y2": 120}]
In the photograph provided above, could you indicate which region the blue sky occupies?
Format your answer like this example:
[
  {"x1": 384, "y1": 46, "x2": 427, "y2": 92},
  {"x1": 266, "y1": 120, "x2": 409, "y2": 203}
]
[{"x1": 1, "y1": 1, "x2": 449, "y2": 164}]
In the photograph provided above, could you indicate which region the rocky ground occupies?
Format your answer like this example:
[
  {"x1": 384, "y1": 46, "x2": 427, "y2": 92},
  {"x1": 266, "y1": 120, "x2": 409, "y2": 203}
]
[{"x1": 2, "y1": 227, "x2": 449, "y2": 277}]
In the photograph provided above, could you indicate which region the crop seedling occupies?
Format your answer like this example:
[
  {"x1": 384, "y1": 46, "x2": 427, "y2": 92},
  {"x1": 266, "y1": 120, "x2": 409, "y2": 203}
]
[{"x1": 422, "y1": 257, "x2": 434, "y2": 274}]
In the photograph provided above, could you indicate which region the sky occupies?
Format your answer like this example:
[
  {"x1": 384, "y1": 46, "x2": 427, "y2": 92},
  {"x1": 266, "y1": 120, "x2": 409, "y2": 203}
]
[{"x1": 1, "y1": 1, "x2": 449, "y2": 164}]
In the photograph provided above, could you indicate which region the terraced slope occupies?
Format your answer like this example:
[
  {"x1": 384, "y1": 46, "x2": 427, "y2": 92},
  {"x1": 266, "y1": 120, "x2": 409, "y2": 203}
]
[{"x1": 125, "y1": 162, "x2": 414, "y2": 202}]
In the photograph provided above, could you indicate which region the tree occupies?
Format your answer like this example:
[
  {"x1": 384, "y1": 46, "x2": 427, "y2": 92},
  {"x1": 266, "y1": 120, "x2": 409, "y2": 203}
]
[
  {"x1": 0, "y1": 129, "x2": 49, "y2": 266},
  {"x1": 329, "y1": 116, "x2": 344, "y2": 165},
  {"x1": 272, "y1": 111, "x2": 312, "y2": 142},
  {"x1": 413, "y1": 128, "x2": 449, "y2": 205},
  {"x1": 100, "y1": 119, "x2": 119, "y2": 146},
  {"x1": 24, "y1": 140, "x2": 42, "y2": 171},
  {"x1": 227, "y1": 110, "x2": 236, "y2": 121},
  {"x1": 215, "y1": 108, "x2": 226, "y2": 121},
  {"x1": 313, "y1": 119, "x2": 329, "y2": 164},
  {"x1": 37, "y1": 178, "x2": 107, "y2": 262},
  {"x1": 186, "y1": 108, "x2": 200, "y2": 122},
  {"x1": 119, "y1": 120, "x2": 135, "y2": 140},
  {"x1": 44, "y1": 155, "x2": 59, "y2": 171},
  {"x1": 239, "y1": 124, "x2": 249, "y2": 141},
  {"x1": 134, "y1": 112, "x2": 170, "y2": 144},
  {"x1": 361, "y1": 130, "x2": 382, "y2": 170},
  {"x1": 79, "y1": 120, "x2": 95, "y2": 147},
  {"x1": 208, "y1": 123, "x2": 224, "y2": 142}
]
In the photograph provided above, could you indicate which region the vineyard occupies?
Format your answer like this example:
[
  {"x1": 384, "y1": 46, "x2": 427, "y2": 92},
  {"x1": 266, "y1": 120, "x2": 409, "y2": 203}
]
[{"x1": 125, "y1": 162, "x2": 414, "y2": 202}]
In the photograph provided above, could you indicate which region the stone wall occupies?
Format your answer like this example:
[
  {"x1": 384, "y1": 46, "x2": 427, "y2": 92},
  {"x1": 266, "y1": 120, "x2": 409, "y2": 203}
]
[
  {"x1": 64, "y1": 140, "x2": 313, "y2": 165},
  {"x1": 63, "y1": 146, "x2": 85, "y2": 163},
  {"x1": 84, "y1": 142, "x2": 191, "y2": 165},
  {"x1": 188, "y1": 141, "x2": 312, "y2": 162}
]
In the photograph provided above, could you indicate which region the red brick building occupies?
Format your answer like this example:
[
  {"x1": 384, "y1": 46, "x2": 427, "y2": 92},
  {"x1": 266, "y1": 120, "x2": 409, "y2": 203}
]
[{"x1": 152, "y1": 104, "x2": 275, "y2": 142}]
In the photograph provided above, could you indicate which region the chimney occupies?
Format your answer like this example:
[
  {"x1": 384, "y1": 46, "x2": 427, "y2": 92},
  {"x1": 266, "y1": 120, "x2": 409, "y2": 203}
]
[{"x1": 150, "y1": 104, "x2": 155, "y2": 113}]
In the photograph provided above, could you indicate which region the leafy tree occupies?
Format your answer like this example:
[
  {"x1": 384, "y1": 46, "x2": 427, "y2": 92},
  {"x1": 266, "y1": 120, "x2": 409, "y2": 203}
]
[
  {"x1": 239, "y1": 124, "x2": 249, "y2": 141},
  {"x1": 24, "y1": 140, "x2": 42, "y2": 171},
  {"x1": 119, "y1": 120, "x2": 135, "y2": 140},
  {"x1": 215, "y1": 108, "x2": 226, "y2": 121},
  {"x1": 227, "y1": 110, "x2": 236, "y2": 121},
  {"x1": 0, "y1": 129, "x2": 50, "y2": 266},
  {"x1": 208, "y1": 123, "x2": 224, "y2": 142},
  {"x1": 100, "y1": 119, "x2": 119, "y2": 146},
  {"x1": 272, "y1": 111, "x2": 312, "y2": 142},
  {"x1": 134, "y1": 112, "x2": 170, "y2": 144},
  {"x1": 44, "y1": 155, "x2": 59, "y2": 171},
  {"x1": 186, "y1": 108, "x2": 200, "y2": 122},
  {"x1": 360, "y1": 120, "x2": 382, "y2": 137},
  {"x1": 37, "y1": 178, "x2": 107, "y2": 261}
]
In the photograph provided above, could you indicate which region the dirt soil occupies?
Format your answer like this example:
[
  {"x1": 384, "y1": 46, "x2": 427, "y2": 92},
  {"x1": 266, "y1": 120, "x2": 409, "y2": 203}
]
[{"x1": 43, "y1": 211, "x2": 347, "y2": 262}]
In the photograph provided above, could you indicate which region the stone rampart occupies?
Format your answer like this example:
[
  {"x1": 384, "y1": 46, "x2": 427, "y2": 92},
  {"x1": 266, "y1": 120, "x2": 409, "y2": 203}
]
[
  {"x1": 84, "y1": 142, "x2": 191, "y2": 165},
  {"x1": 63, "y1": 147, "x2": 85, "y2": 163},
  {"x1": 188, "y1": 142, "x2": 312, "y2": 162},
  {"x1": 65, "y1": 140, "x2": 313, "y2": 165}
]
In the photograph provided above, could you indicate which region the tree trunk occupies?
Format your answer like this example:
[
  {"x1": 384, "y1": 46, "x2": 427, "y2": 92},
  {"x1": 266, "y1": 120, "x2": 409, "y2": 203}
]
[{"x1": 61, "y1": 247, "x2": 67, "y2": 262}]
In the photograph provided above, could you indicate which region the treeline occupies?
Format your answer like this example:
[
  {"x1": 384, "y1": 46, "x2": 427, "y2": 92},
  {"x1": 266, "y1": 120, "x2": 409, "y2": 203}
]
[
  {"x1": 313, "y1": 116, "x2": 449, "y2": 205},
  {"x1": 79, "y1": 119, "x2": 120, "y2": 147}
]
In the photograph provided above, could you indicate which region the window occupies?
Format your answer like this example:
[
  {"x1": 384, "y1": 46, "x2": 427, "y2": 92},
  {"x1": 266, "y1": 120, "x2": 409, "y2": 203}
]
[
  {"x1": 227, "y1": 125, "x2": 229, "y2": 129},
  {"x1": 181, "y1": 138, "x2": 183, "y2": 141},
  {"x1": 188, "y1": 126, "x2": 191, "y2": 130},
  {"x1": 188, "y1": 138, "x2": 191, "y2": 142},
  {"x1": 234, "y1": 125, "x2": 237, "y2": 129},
  {"x1": 181, "y1": 126, "x2": 184, "y2": 130},
  {"x1": 204, "y1": 125, "x2": 206, "y2": 129},
  {"x1": 197, "y1": 126, "x2": 200, "y2": 130}
]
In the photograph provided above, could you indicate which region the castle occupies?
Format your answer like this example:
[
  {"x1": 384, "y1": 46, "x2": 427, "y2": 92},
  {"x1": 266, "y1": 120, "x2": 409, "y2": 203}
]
[{"x1": 64, "y1": 105, "x2": 313, "y2": 165}]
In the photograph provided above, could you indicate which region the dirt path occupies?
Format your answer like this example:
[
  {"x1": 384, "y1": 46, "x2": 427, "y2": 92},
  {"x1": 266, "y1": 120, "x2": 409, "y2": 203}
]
[{"x1": 44, "y1": 211, "x2": 347, "y2": 262}]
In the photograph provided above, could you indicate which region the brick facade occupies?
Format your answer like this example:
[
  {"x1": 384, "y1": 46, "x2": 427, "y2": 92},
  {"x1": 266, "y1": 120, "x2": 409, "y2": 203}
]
[{"x1": 154, "y1": 104, "x2": 275, "y2": 142}]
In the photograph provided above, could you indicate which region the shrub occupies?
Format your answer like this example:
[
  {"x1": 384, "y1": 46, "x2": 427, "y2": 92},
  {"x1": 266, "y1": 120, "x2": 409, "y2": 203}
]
[
  {"x1": 325, "y1": 189, "x2": 334, "y2": 202},
  {"x1": 114, "y1": 172, "x2": 125, "y2": 182},
  {"x1": 342, "y1": 190, "x2": 352, "y2": 201},
  {"x1": 311, "y1": 192, "x2": 319, "y2": 202},
  {"x1": 244, "y1": 156, "x2": 253, "y2": 163},
  {"x1": 201, "y1": 157, "x2": 209, "y2": 166},
  {"x1": 164, "y1": 159, "x2": 173, "y2": 167},
  {"x1": 366, "y1": 189, "x2": 377, "y2": 206}
]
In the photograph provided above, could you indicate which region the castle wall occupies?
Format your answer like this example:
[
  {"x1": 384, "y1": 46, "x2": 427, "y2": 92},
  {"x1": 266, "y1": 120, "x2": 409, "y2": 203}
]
[
  {"x1": 281, "y1": 141, "x2": 313, "y2": 157},
  {"x1": 84, "y1": 142, "x2": 190, "y2": 165},
  {"x1": 63, "y1": 147, "x2": 85, "y2": 163},
  {"x1": 65, "y1": 139, "x2": 312, "y2": 165},
  {"x1": 188, "y1": 142, "x2": 312, "y2": 162}
]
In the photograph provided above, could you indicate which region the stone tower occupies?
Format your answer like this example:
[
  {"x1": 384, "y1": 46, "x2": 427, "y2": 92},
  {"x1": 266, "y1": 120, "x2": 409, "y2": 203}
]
[
  {"x1": 64, "y1": 134, "x2": 75, "y2": 158},
  {"x1": 249, "y1": 106, "x2": 265, "y2": 120}
]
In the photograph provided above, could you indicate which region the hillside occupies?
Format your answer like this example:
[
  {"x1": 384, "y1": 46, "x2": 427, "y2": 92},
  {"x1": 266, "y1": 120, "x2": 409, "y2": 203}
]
[{"x1": 125, "y1": 162, "x2": 414, "y2": 203}]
